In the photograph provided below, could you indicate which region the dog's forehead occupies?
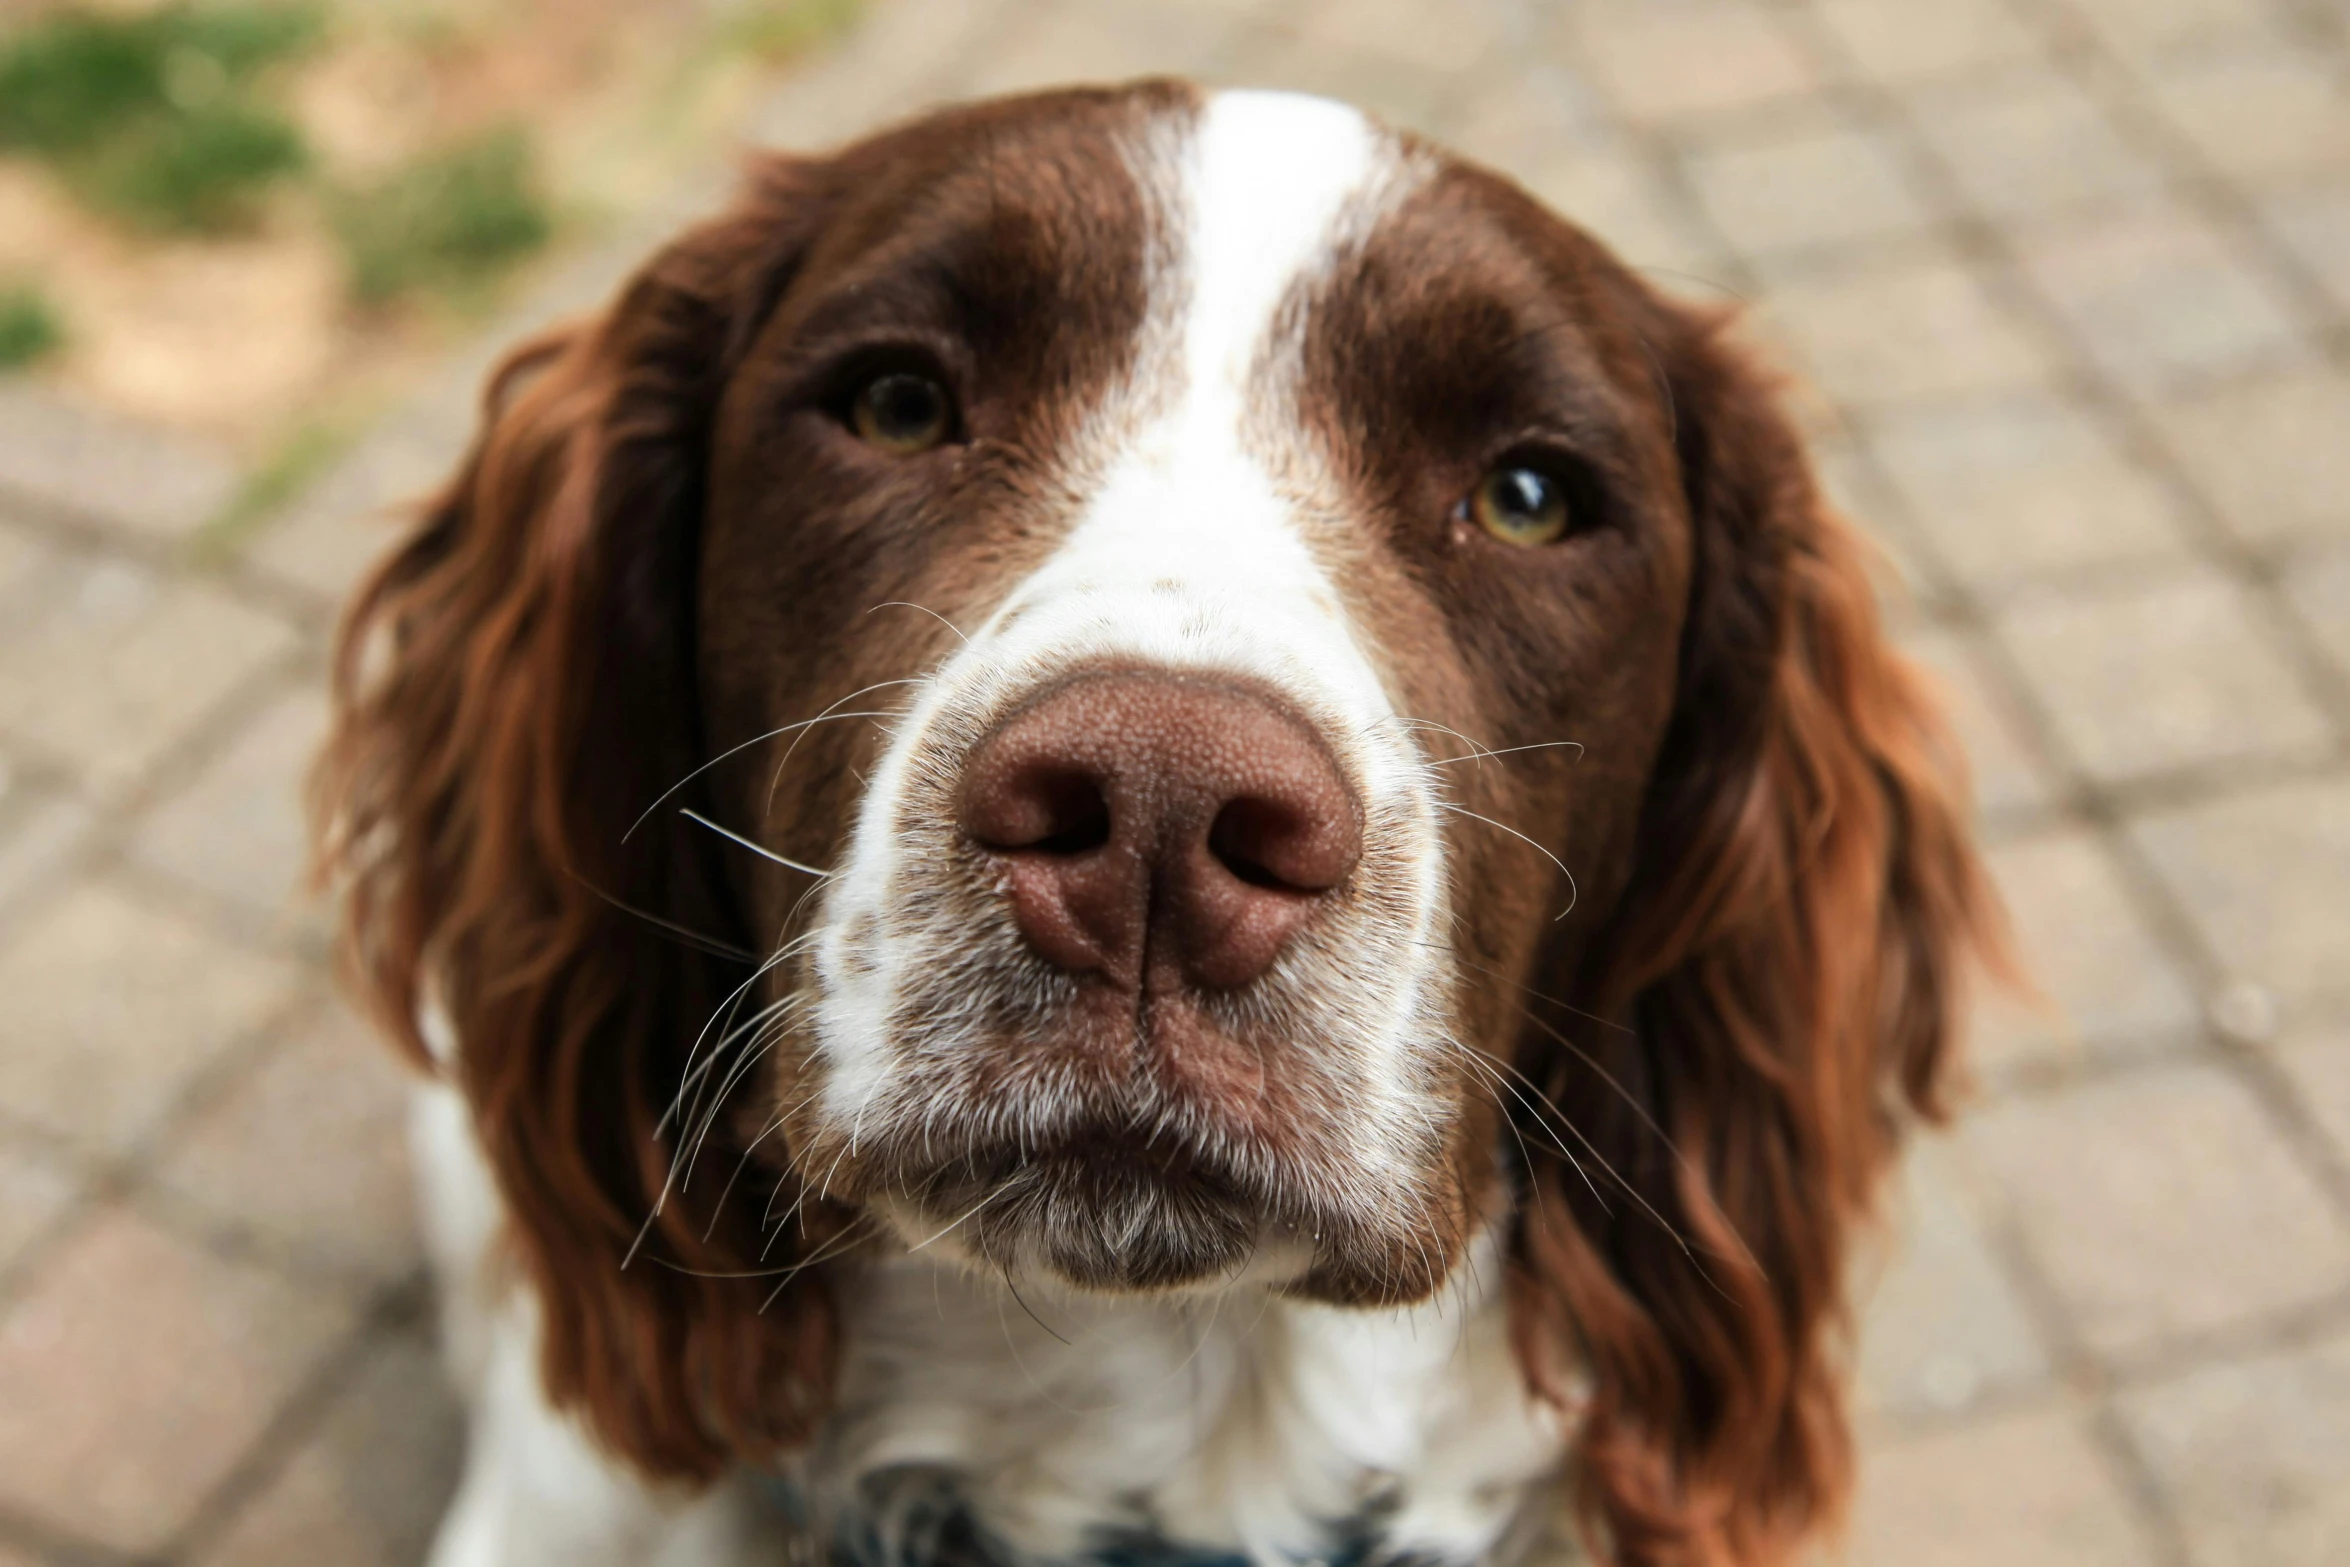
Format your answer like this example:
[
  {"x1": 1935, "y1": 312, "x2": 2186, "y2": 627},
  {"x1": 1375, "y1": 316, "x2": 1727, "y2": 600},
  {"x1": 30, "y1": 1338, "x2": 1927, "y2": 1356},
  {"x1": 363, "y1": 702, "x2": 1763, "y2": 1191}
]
[
  {"x1": 921, "y1": 91, "x2": 1435, "y2": 723},
  {"x1": 1153, "y1": 88, "x2": 1415, "y2": 340},
  {"x1": 827, "y1": 85, "x2": 1430, "y2": 351}
]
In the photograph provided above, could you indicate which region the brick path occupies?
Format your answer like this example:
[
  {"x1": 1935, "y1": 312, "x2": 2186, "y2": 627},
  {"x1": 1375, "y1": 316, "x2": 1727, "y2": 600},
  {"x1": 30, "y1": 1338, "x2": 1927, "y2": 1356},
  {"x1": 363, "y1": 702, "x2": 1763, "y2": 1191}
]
[{"x1": 1, "y1": 0, "x2": 2346, "y2": 1561}]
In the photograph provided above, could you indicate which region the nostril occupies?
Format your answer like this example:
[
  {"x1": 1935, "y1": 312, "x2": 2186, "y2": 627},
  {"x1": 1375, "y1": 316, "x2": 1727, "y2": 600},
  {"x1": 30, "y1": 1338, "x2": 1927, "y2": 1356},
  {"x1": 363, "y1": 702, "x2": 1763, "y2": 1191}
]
[
  {"x1": 1207, "y1": 797, "x2": 1347, "y2": 894},
  {"x1": 970, "y1": 766, "x2": 1112, "y2": 856},
  {"x1": 1029, "y1": 774, "x2": 1111, "y2": 855},
  {"x1": 1208, "y1": 804, "x2": 1294, "y2": 891}
]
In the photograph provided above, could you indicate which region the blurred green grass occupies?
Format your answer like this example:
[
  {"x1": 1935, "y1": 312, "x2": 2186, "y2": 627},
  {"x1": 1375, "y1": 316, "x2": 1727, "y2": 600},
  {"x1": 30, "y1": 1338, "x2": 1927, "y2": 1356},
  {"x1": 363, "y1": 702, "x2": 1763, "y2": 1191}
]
[
  {"x1": 0, "y1": 3, "x2": 553, "y2": 302},
  {"x1": 0, "y1": 3, "x2": 319, "y2": 233},
  {"x1": 332, "y1": 128, "x2": 553, "y2": 307},
  {"x1": 0, "y1": 284, "x2": 64, "y2": 371}
]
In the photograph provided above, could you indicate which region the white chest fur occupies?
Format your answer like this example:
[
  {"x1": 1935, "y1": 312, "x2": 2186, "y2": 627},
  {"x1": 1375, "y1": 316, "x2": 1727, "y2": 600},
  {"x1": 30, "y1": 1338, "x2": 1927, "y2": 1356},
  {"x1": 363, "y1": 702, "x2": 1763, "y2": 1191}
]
[
  {"x1": 416, "y1": 1081, "x2": 1568, "y2": 1567},
  {"x1": 798, "y1": 1238, "x2": 1569, "y2": 1565}
]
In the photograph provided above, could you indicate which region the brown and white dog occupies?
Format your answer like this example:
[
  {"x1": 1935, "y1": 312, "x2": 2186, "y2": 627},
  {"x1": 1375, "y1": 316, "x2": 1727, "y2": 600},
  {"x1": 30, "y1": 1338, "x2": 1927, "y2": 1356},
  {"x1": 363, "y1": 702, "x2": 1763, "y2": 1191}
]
[{"x1": 317, "y1": 81, "x2": 1999, "y2": 1567}]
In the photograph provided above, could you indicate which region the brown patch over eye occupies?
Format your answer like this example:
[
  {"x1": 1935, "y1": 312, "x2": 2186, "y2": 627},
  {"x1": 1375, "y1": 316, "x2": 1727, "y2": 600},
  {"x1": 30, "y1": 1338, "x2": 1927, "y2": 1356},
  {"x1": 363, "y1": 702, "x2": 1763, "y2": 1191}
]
[
  {"x1": 850, "y1": 371, "x2": 953, "y2": 453},
  {"x1": 1469, "y1": 463, "x2": 1570, "y2": 547}
]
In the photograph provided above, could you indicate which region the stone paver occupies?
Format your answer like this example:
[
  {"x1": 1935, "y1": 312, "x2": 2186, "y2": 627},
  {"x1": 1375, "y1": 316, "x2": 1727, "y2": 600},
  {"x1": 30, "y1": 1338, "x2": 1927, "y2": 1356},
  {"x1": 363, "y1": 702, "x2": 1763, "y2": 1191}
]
[
  {"x1": 0, "y1": 782, "x2": 92, "y2": 920},
  {"x1": 1856, "y1": 1137, "x2": 2049, "y2": 1419},
  {"x1": 192, "y1": 1330, "x2": 462, "y2": 1567},
  {"x1": 2016, "y1": 200, "x2": 2310, "y2": 393},
  {"x1": 1866, "y1": 390, "x2": 2196, "y2": 593},
  {"x1": 1840, "y1": 1404, "x2": 2156, "y2": 1567},
  {"x1": 2118, "y1": 1329, "x2": 2350, "y2": 1567},
  {"x1": 2131, "y1": 778, "x2": 2350, "y2": 1005},
  {"x1": 2261, "y1": 181, "x2": 2350, "y2": 315},
  {"x1": 2281, "y1": 540, "x2": 2350, "y2": 686},
  {"x1": 0, "y1": 566, "x2": 298, "y2": 795},
  {"x1": 1964, "y1": 1063, "x2": 2350, "y2": 1362},
  {"x1": 0, "y1": 385, "x2": 237, "y2": 541},
  {"x1": 1898, "y1": 626, "x2": 2060, "y2": 828},
  {"x1": 128, "y1": 685, "x2": 327, "y2": 930},
  {"x1": 4, "y1": 0, "x2": 2348, "y2": 1561},
  {"x1": 1911, "y1": 68, "x2": 2167, "y2": 223},
  {"x1": 1994, "y1": 570, "x2": 2332, "y2": 786},
  {"x1": 1971, "y1": 826, "x2": 2200, "y2": 1077},
  {"x1": 2149, "y1": 368, "x2": 2350, "y2": 548},
  {"x1": 1811, "y1": 0, "x2": 2039, "y2": 87},
  {"x1": 2065, "y1": 0, "x2": 2288, "y2": 55},
  {"x1": 0, "y1": 513, "x2": 51, "y2": 606},
  {"x1": 2273, "y1": 1018, "x2": 2350, "y2": 1170},
  {"x1": 1684, "y1": 117, "x2": 1934, "y2": 259},
  {"x1": 1761, "y1": 253, "x2": 2058, "y2": 405},
  {"x1": 2137, "y1": 31, "x2": 2350, "y2": 187},
  {"x1": 150, "y1": 1003, "x2": 421, "y2": 1283},
  {"x1": 0, "y1": 1135, "x2": 76, "y2": 1275},
  {"x1": 1514, "y1": 147, "x2": 1726, "y2": 279},
  {"x1": 1573, "y1": 0, "x2": 1819, "y2": 125},
  {"x1": 0, "y1": 1207, "x2": 356, "y2": 1554},
  {"x1": 0, "y1": 881, "x2": 300, "y2": 1153}
]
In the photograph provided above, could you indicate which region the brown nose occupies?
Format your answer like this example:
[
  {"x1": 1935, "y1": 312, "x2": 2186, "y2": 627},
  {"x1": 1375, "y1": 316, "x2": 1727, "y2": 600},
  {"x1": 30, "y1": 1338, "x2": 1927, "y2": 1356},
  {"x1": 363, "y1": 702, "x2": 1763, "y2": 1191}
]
[{"x1": 959, "y1": 673, "x2": 1361, "y2": 992}]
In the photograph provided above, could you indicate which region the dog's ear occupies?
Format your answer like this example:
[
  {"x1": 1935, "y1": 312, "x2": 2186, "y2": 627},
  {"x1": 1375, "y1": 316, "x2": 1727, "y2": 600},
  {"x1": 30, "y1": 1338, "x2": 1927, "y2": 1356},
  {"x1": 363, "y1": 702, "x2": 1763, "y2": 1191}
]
[
  {"x1": 1507, "y1": 303, "x2": 2006, "y2": 1564},
  {"x1": 315, "y1": 158, "x2": 842, "y2": 1481}
]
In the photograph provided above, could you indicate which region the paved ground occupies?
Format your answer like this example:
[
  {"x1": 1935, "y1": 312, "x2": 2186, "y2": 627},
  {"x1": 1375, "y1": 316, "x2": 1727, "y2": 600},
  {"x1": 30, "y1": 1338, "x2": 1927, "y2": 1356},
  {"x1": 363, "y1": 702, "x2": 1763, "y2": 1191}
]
[{"x1": 1, "y1": 0, "x2": 2347, "y2": 1561}]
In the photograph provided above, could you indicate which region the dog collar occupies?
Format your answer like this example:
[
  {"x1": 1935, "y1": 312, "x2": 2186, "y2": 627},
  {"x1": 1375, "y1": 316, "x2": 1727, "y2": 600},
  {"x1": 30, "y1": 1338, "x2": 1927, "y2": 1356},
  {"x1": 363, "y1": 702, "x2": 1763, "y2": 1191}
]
[{"x1": 763, "y1": 1471, "x2": 1406, "y2": 1567}]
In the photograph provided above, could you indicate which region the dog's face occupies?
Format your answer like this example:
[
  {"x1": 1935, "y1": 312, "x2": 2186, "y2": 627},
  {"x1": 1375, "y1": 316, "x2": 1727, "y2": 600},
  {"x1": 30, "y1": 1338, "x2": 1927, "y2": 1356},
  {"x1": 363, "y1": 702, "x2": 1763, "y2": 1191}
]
[
  {"x1": 692, "y1": 88, "x2": 1687, "y2": 1303},
  {"x1": 323, "y1": 80, "x2": 1995, "y2": 1561}
]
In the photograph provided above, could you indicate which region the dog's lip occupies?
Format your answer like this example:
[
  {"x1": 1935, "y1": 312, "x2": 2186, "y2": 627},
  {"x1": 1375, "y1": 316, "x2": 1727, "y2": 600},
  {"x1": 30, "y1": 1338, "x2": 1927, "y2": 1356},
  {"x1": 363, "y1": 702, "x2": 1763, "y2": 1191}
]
[
  {"x1": 896, "y1": 1123, "x2": 1246, "y2": 1201},
  {"x1": 872, "y1": 1125, "x2": 1322, "y2": 1293}
]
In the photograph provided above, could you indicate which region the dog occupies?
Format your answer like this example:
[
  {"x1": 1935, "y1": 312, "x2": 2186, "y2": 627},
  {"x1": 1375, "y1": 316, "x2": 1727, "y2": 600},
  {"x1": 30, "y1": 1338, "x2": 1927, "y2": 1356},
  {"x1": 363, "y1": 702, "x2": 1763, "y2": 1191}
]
[{"x1": 315, "y1": 81, "x2": 1999, "y2": 1567}]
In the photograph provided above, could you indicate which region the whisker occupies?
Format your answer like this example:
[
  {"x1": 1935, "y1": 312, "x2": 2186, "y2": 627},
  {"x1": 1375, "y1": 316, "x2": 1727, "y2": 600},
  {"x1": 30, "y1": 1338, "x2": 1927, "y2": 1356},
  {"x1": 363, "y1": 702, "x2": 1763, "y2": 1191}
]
[
  {"x1": 1430, "y1": 943, "x2": 1687, "y2": 1164},
  {"x1": 999, "y1": 1270, "x2": 1072, "y2": 1348},
  {"x1": 1435, "y1": 802, "x2": 1579, "y2": 918},
  {"x1": 679, "y1": 808, "x2": 830, "y2": 877},
  {"x1": 1444, "y1": 950, "x2": 1639, "y2": 1040},
  {"x1": 1437, "y1": 1035, "x2": 1554, "y2": 1221},
  {"x1": 1424, "y1": 740, "x2": 1586, "y2": 766},
  {"x1": 653, "y1": 943, "x2": 815, "y2": 1142},
  {"x1": 705, "y1": 1113, "x2": 789, "y2": 1243},
  {"x1": 1392, "y1": 715, "x2": 1502, "y2": 766},
  {"x1": 760, "y1": 1219, "x2": 881, "y2": 1311},
  {"x1": 623, "y1": 943, "x2": 811, "y2": 1269},
  {"x1": 1439, "y1": 962, "x2": 1762, "y2": 1279},
  {"x1": 679, "y1": 1033, "x2": 780, "y2": 1197},
  {"x1": 622, "y1": 679, "x2": 918, "y2": 842},
  {"x1": 561, "y1": 866, "x2": 758, "y2": 961},
  {"x1": 1440, "y1": 1032, "x2": 1731, "y2": 1277},
  {"x1": 903, "y1": 1184, "x2": 1009, "y2": 1253},
  {"x1": 767, "y1": 679, "x2": 923, "y2": 820},
  {"x1": 1433, "y1": 1037, "x2": 1611, "y2": 1219},
  {"x1": 649, "y1": 1213, "x2": 875, "y2": 1286},
  {"x1": 868, "y1": 600, "x2": 971, "y2": 646}
]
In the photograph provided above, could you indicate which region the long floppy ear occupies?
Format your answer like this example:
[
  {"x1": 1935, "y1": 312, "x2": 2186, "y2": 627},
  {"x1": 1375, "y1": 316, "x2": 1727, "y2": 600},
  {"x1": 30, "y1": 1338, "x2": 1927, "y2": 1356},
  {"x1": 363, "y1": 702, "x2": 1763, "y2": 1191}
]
[
  {"x1": 1508, "y1": 306, "x2": 2005, "y2": 1565},
  {"x1": 314, "y1": 159, "x2": 840, "y2": 1481}
]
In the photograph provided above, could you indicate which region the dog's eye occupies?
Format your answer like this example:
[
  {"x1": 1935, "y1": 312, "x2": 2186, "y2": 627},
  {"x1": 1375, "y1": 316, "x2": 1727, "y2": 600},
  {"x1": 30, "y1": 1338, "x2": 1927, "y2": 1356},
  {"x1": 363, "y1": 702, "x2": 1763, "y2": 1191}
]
[
  {"x1": 849, "y1": 372, "x2": 952, "y2": 453},
  {"x1": 1468, "y1": 463, "x2": 1571, "y2": 547}
]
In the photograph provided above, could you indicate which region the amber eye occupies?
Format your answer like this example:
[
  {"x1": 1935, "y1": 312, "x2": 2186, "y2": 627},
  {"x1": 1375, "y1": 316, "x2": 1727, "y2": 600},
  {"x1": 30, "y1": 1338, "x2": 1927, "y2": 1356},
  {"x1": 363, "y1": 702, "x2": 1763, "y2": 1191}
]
[
  {"x1": 849, "y1": 371, "x2": 952, "y2": 453},
  {"x1": 1469, "y1": 463, "x2": 1572, "y2": 547}
]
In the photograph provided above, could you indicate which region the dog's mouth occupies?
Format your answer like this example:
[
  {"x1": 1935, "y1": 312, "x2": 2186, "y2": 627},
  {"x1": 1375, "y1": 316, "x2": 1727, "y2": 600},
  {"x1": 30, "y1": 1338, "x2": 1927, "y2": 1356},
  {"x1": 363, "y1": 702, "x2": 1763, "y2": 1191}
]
[{"x1": 874, "y1": 1128, "x2": 1315, "y2": 1294}]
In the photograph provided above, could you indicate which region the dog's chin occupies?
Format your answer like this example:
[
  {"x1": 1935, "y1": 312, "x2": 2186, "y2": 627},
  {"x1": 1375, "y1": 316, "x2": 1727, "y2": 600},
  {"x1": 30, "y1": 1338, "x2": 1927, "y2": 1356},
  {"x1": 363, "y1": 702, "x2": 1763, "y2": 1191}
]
[{"x1": 876, "y1": 1141, "x2": 1313, "y2": 1296}]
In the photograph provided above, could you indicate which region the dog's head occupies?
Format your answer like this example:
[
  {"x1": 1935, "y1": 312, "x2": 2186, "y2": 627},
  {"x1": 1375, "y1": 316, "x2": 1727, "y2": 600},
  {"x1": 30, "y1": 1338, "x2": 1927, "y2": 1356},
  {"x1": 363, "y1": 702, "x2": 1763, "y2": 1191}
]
[{"x1": 320, "y1": 83, "x2": 1996, "y2": 1563}]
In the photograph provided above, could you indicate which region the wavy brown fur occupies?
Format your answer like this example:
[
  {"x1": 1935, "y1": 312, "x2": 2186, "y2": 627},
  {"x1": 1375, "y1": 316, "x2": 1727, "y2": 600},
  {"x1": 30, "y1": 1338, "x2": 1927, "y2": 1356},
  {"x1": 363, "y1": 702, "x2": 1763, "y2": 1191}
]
[
  {"x1": 313, "y1": 165, "x2": 846, "y2": 1480},
  {"x1": 1507, "y1": 312, "x2": 2002, "y2": 1565}
]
